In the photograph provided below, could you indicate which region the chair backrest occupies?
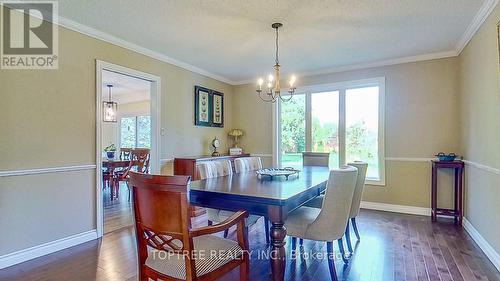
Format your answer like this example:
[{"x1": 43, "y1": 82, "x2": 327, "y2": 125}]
[
  {"x1": 129, "y1": 172, "x2": 193, "y2": 276},
  {"x1": 307, "y1": 166, "x2": 358, "y2": 241},
  {"x1": 234, "y1": 157, "x2": 262, "y2": 173},
  {"x1": 347, "y1": 161, "x2": 368, "y2": 218},
  {"x1": 132, "y1": 148, "x2": 150, "y2": 173},
  {"x1": 120, "y1": 148, "x2": 133, "y2": 160},
  {"x1": 197, "y1": 160, "x2": 233, "y2": 180},
  {"x1": 302, "y1": 152, "x2": 330, "y2": 167}
]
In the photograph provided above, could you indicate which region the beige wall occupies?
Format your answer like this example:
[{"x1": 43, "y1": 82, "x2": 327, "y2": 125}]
[
  {"x1": 458, "y1": 3, "x2": 500, "y2": 254},
  {"x1": 234, "y1": 58, "x2": 460, "y2": 208},
  {"x1": 0, "y1": 21, "x2": 234, "y2": 255}
]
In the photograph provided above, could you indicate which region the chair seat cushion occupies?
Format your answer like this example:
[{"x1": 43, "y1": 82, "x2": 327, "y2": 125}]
[
  {"x1": 303, "y1": 195, "x2": 324, "y2": 209},
  {"x1": 285, "y1": 206, "x2": 321, "y2": 238},
  {"x1": 145, "y1": 234, "x2": 242, "y2": 280},
  {"x1": 207, "y1": 208, "x2": 261, "y2": 227}
]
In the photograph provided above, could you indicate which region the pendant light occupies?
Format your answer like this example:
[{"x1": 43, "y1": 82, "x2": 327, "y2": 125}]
[{"x1": 103, "y1": 84, "x2": 117, "y2": 122}]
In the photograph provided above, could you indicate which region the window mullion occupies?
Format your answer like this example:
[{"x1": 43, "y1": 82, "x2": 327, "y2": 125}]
[
  {"x1": 135, "y1": 116, "x2": 139, "y2": 148},
  {"x1": 339, "y1": 89, "x2": 346, "y2": 166},
  {"x1": 305, "y1": 93, "x2": 312, "y2": 152}
]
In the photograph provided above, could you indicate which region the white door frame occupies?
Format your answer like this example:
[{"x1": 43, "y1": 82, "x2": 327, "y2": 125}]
[{"x1": 95, "y1": 60, "x2": 162, "y2": 238}]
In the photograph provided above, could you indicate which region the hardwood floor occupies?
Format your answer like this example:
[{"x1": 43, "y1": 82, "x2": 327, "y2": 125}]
[
  {"x1": 0, "y1": 210, "x2": 498, "y2": 281},
  {"x1": 103, "y1": 183, "x2": 133, "y2": 234}
]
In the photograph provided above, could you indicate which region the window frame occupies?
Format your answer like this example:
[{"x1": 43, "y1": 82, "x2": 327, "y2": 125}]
[
  {"x1": 118, "y1": 114, "x2": 152, "y2": 149},
  {"x1": 274, "y1": 77, "x2": 386, "y2": 186}
]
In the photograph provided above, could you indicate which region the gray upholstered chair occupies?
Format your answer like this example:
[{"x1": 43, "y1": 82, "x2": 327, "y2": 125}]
[
  {"x1": 234, "y1": 157, "x2": 270, "y2": 242},
  {"x1": 302, "y1": 152, "x2": 330, "y2": 166},
  {"x1": 303, "y1": 161, "x2": 368, "y2": 254},
  {"x1": 197, "y1": 160, "x2": 266, "y2": 242},
  {"x1": 285, "y1": 166, "x2": 358, "y2": 281},
  {"x1": 234, "y1": 157, "x2": 262, "y2": 173}
]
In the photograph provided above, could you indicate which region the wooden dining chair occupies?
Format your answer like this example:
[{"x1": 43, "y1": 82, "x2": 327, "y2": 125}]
[
  {"x1": 285, "y1": 166, "x2": 358, "y2": 281},
  {"x1": 129, "y1": 172, "x2": 250, "y2": 281},
  {"x1": 115, "y1": 148, "x2": 150, "y2": 201},
  {"x1": 303, "y1": 161, "x2": 368, "y2": 254},
  {"x1": 120, "y1": 148, "x2": 133, "y2": 160},
  {"x1": 233, "y1": 157, "x2": 271, "y2": 243},
  {"x1": 302, "y1": 152, "x2": 330, "y2": 166},
  {"x1": 197, "y1": 160, "x2": 267, "y2": 242}
]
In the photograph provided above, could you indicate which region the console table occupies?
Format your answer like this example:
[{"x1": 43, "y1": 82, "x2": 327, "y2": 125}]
[
  {"x1": 431, "y1": 160, "x2": 464, "y2": 226},
  {"x1": 174, "y1": 154, "x2": 250, "y2": 216}
]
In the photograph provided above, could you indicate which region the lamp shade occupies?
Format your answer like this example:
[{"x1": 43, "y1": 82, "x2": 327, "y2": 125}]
[
  {"x1": 103, "y1": 101, "x2": 117, "y2": 122},
  {"x1": 228, "y1": 129, "x2": 243, "y2": 137}
]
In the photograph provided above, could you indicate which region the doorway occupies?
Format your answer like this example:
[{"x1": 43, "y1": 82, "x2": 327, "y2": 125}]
[{"x1": 96, "y1": 61, "x2": 161, "y2": 237}]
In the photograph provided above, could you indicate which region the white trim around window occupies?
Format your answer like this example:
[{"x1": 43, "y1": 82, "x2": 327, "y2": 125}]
[{"x1": 274, "y1": 77, "x2": 386, "y2": 186}]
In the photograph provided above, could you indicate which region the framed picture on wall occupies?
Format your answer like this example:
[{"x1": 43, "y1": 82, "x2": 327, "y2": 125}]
[
  {"x1": 212, "y1": 91, "x2": 224, "y2": 127},
  {"x1": 194, "y1": 86, "x2": 224, "y2": 127},
  {"x1": 195, "y1": 86, "x2": 212, "y2": 127}
]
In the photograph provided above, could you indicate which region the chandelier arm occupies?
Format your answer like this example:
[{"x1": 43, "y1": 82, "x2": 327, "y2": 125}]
[
  {"x1": 258, "y1": 90, "x2": 277, "y2": 103},
  {"x1": 279, "y1": 93, "x2": 293, "y2": 102}
]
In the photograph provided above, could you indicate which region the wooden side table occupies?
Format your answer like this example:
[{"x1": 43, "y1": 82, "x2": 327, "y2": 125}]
[{"x1": 431, "y1": 160, "x2": 464, "y2": 225}]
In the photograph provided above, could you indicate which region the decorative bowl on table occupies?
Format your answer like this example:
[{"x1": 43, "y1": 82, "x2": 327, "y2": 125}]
[
  {"x1": 435, "y1": 152, "x2": 458, "y2": 162},
  {"x1": 256, "y1": 167, "x2": 300, "y2": 180}
]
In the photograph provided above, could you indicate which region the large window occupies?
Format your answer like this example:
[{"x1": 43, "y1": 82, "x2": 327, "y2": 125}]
[
  {"x1": 278, "y1": 78, "x2": 385, "y2": 184},
  {"x1": 120, "y1": 115, "x2": 151, "y2": 148}
]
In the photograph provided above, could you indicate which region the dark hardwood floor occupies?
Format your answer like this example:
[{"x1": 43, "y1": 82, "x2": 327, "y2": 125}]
[
  {"x1": 103, "y1": 183, "x2": 133, "y2": 234},
  {"x1": 0, "y1": 210, "x2": 498, "y2": 281}
]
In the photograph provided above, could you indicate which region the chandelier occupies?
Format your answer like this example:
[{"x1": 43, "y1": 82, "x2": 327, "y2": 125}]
[{"x1": 256, "y1": 23, "x2": 296, "y2": 103}]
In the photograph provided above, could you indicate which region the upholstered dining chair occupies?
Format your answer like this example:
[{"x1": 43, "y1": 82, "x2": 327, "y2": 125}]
[
  {"x1": 234, "y1": 157, "x2": 262, "y2": 173},
  {"x1": 303, "y1": 161, "x2": 368, "y2": 254},
  {"x1": 302, "y1": 152, "x2": 330, "y2": 167},
  {"x1": 197, "y1": 160, "x2": 268, "y2": 243},
  {"x1": 129, "y1": 172, "x2": 250, "y2": 281},
  {"x1": 233, "y1": 157, "x2": 270, "y2": 242},
  {"x1": 285, "y1": 166, "x2": 358, "y2": 281}
]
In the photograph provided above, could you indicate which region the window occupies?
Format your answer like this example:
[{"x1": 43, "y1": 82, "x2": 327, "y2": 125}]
[
  {"x1": 120, "y1": 115, "x2": 151, "y2": 148},
  {"x1": 278, "y1": 78, "x2": 385, "y2": 184}
]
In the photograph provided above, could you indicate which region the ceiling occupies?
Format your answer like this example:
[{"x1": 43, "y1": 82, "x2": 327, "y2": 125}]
[
  {"x1": 58, "y1": 0, "x2": 487, "y2": 84},
  {"x1": 102, "y1": 70, "x2": 150, "y2": 104}
]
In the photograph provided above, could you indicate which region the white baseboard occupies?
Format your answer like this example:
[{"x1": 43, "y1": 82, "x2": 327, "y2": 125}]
[
  {"x1": 0, "y1": 230, "x2": 97, "y2": 269},
  {"x1": 360, "y1": 201, "x2": 431, "y2": 216},
  {"x1": 463, "y1": 218, "x2": 500, "y2": 272}
]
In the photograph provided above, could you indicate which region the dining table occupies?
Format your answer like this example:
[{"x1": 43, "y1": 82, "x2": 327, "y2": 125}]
[{"x1": 189, "y1": 165, "x2": 330, "y2": 281}]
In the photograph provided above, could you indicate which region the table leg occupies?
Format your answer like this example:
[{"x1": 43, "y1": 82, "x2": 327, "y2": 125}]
[
  {"x1": 457, "y1": 168, "x2": 463, "y2": 226},
  {"x1": 268, "y1": 206, "x2": 286, "y2": 281},
  {"x1": 454, "y1": 168, "x2": 459, "y2": 225},
  {"x1": 431, "y1": 165, "x2": 437, "y2": 222},
  {"x1": 270, "y1": 222, "x2": 286, "y2": 281}
]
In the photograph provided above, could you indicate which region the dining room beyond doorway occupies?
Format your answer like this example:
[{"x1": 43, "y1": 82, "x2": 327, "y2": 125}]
[{"x1": 100, "y1": 69, "x2": 153, "y2": 234}]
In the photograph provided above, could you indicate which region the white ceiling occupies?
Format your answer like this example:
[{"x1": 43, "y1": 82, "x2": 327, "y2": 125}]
[
  {"x1": 58, "y1": 0, "x2": 487, "y2": 84},
  {"x1": 102, "y1": 70, "x2": 150, "y2": 104}
]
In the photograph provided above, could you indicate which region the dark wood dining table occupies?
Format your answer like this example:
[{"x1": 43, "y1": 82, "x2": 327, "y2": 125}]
[{"x1": 189, "y1": 165, "x2": 330, "y2": 281}]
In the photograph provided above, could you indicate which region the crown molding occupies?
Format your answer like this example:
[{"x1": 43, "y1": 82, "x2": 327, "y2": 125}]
[
  {"x1": 234, "y1": 50, "x2": 458, "y2": 85},
  {"x1": 455, "y1": 0, "x2": 499, "y2": 55},
  {"x1": 56, "y1": 16, "x2": 236, "y2": 85},
  {"x1": 23, "y1": 0, "x2": 496, "y2": 86}
]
